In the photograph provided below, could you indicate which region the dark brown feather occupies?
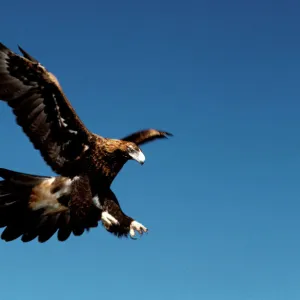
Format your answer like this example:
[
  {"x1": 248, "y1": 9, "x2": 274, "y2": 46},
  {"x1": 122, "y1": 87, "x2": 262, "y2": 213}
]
[
  {"x1": 57, "y1": 212, "x2": 72, "y2": 241},
  {"x1": 121, "y1": 129, "x2": 173, "y2": 146},
  {"x1": 101, "y1": 190, "x2": 133, "y2": 237},
  {"x1": 0, "y1": 42, "x2": 92, "y2": 177},
  {"x1": 69, "y1": 175, "x2": 93, "y2": 222},
  {"x1": 37, "y1": 213, "x2": 61, "y2": 243},
  {"x1": 0, "y1": 169, "x2": 101, "y2": 242}
]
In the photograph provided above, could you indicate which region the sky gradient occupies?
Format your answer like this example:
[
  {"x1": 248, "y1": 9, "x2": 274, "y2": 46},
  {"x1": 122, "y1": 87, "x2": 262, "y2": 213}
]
[{"x1": 0, "y1": 1, "x2": 300, "y2": 299}]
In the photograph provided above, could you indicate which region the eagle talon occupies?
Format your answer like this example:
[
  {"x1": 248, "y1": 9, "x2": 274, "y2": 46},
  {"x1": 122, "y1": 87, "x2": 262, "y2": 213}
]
[
  {"x1": 129, "y1": 220, "x2": 148, "y2": 239},
  {"x1": 130, "y1": 234, "x2": 138, "y2": 240},
  {"x1": 101, "y1": 211, "x2": 119, "y2": 227}
]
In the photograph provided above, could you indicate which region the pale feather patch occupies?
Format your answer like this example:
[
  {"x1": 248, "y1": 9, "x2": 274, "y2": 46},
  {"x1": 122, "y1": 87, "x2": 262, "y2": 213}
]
[
  {"x1": 69, "y1": 129, "x2": 78, "y2": 135},
  {"x1": 60, "y1": 118, "x2": 78, "y2": 135},
  {"x1": 52, "y1": 93, "x2": 78, "y2": 136},
  {"x1": 60, "y1": 117, "x2": 68, "y2": 128},
  {"x1": 29, "y1": 177, "x2": 71, "y2": 213},
  {"x1": 48, "y1": 72, "x2": 61, "y2": 88},
  {"x1": 53, "y1": 93, "x2": 67, "y2": 130},
  {"x1": 92, "y1": 195, "x2": 102, "y2": 209},
  {"x1": 45, "y1": 177, "x2": 56, "y2": 185},
  {"x1": 74, "y1": 145, "x2": 89, "y2": 161},
  {"x1": 54, "y1": 178, "x2": 72, "y2": 198}
]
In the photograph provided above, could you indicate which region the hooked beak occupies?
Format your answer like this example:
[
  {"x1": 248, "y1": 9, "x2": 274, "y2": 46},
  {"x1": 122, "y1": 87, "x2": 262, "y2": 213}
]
[{"x1": 129, "y1": 149, "x2": 146, "y2": 165}]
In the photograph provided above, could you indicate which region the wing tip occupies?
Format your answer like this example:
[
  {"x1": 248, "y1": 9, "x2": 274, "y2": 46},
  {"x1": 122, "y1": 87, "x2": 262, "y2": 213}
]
[
  {"x1": 160, "y1": 131, "x2": 173, "y2": 138},
  {"x1": 17, "y1": 45, "x2": 39, "y2": 63}
]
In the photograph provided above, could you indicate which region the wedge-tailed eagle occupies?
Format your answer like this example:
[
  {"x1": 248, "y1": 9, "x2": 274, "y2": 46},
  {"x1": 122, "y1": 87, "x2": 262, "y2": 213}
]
[{"x1": 0, "y1": 42, "x2": 172, "y2": 243}]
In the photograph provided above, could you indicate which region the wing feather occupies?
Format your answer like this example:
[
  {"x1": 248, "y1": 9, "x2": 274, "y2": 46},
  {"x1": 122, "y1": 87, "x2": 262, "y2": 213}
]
[
  {"x1": 121, "y1": 129, "x2": 173, "y2": 146},
  {"x1": 0, "y1": 169, "x2": 100, "y2": 243},
  {"x1": 0, "y1": 43, "x2": 91, "y2": 177}
]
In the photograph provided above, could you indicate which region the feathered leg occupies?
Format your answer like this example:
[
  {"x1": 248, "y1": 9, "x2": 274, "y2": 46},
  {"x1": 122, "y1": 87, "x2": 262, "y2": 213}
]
[{"x1": 99, "y1": 189, "x2": 148, "y2": 239}]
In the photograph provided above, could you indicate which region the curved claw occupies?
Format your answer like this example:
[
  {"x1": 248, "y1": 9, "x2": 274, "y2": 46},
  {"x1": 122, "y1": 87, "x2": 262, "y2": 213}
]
[
  {"x1": 129, "y1": 220, "x2": 148, "y2": 240},
  {"x1": 130, "y1": 234, "x2": 138, "y2": 240},
  {"x1": 101, "y1": 211, "x2": 119, "y2": 227}
]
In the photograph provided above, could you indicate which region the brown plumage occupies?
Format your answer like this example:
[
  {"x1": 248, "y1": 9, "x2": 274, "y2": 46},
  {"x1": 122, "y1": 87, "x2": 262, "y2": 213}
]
[
  {"x1": 0, "y1": 42, "x2": 172, "y2": 242},
  {"x1": 122, "y1": 129, "x2": 173, "y2": 145}
]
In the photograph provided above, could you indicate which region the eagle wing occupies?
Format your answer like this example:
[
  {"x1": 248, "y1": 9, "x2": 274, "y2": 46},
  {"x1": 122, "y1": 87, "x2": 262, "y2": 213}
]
[
  {"x1": 0, "y1": 43, "x2": 91, "y2": 177},
  {"x1": 0, "y1": 168, "x2": 100, "y2": 243},
  {"x1": 121, "y1": 129, "x2": 173, "y2": 146}
]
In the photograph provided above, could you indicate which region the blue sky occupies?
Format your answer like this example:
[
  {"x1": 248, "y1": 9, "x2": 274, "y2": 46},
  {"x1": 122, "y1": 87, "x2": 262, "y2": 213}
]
[{"x1": 0, "y1": 0, "x2": 300, "y2": 299}]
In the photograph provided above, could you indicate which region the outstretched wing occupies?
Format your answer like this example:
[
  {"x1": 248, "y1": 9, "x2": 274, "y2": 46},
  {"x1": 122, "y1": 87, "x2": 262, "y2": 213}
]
[
  {"x1": 0, "y1": 169, "x2": 99, "y2": 243},
  {"x1": 0, "y1": 43, "x2": 91, "y2": 177},
  {"x1": 121, "y1": 129, "x2": 173, "y2": 146}
]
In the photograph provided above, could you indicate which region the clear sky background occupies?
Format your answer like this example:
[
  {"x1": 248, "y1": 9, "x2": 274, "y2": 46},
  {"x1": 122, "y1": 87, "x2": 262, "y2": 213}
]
[{"x1": 0, "y1": 1, "x2": 299, "y2": 299}]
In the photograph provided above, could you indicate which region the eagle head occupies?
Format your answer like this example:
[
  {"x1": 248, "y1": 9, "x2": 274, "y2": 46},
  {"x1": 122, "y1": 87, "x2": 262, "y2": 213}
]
[
  {"x1": 123, "y1": 142, "x2": 145, "y2": 165},
  {"x1": 102, "y1": 138, "x2": 146, "y2": 166}
]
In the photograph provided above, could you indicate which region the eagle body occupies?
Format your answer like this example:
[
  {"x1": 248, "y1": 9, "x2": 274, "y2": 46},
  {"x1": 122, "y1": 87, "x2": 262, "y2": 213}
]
[
  {"x1": 0, "y1": 42, "x2": 172, "y2": 242},
  {"x1": 86, "y1": 135, "x2": 135, "y2": 184}
]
